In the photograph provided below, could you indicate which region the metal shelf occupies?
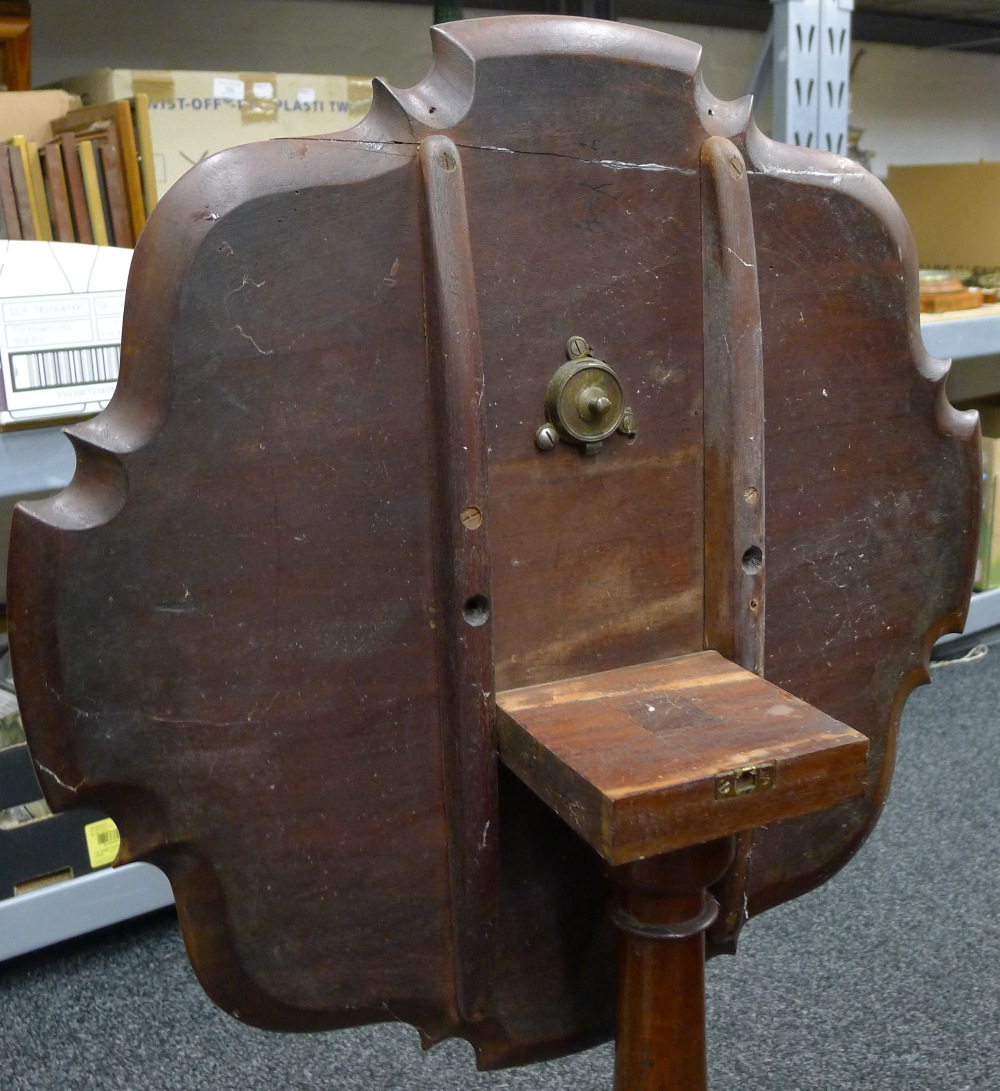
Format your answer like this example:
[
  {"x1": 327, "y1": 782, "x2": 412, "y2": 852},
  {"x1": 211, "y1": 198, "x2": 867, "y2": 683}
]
[
  {"x1": 0, "y1": 425, "x2": 74, "y2": 500},
  {"x1": 0, "y1": 862, "x2": 174, "y2": 961},
  {"x1": 936, "y1": 588, "x2": 1000, "y2": 647},
  {"x1": 921, "y1": 303, "x2": 1000, "y2": 361}
]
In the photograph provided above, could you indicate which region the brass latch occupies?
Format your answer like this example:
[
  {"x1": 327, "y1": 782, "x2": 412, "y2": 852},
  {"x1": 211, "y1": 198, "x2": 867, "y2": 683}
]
[
  {"x1": 714, "y1": 761, "x2": 777, "y2": 800},
  {"x1": 535, "y1": 336, "x2": 636, "y2": 454}
]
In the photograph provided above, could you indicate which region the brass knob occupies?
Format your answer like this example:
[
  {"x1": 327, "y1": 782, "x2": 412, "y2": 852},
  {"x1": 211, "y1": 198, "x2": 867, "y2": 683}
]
[
  {"x1": 579, "y1": 387, "x2": 613, "y2": 420},
  {"x1": 545, "y1": 359, "x2": 625, "y2": 445},
  {"x1": 535, "y1": 337, "x2": 636, "y2": 452}
]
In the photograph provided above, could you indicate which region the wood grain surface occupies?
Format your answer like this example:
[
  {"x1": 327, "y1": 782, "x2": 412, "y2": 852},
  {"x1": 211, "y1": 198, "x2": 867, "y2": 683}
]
[
  {"x1": 8, "y1": 14, "x2": 979, "y2": 1070},
  {"x1": 496, "y1": 651, "x2": 868, "y2": 865}
]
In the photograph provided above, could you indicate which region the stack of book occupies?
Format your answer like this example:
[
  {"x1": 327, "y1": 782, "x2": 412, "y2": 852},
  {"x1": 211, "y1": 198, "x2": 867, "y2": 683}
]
[{"x1": 0, "y1": 94, "x2": 155, "y2": 247}]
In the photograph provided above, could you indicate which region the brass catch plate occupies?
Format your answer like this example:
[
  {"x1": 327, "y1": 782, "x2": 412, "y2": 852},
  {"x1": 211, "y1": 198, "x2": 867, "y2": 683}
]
[
  {"x1": 714, "y1": 761, "x2": 777, "y2": 800},
  {"x1": 536, "y1": 336, "x2": 636, "y2": 452}
]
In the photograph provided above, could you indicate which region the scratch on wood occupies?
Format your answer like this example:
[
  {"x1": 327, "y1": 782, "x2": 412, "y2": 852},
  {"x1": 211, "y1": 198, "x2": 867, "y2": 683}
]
[{"x1": 36, "y1": 763, "x2": 82, "y2": 794}]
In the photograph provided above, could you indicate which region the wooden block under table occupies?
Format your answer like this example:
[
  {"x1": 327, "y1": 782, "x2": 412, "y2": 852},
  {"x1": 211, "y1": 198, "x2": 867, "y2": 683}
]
[{"x1": 496, "y1": 650, "x2": 869, "y2": 866}]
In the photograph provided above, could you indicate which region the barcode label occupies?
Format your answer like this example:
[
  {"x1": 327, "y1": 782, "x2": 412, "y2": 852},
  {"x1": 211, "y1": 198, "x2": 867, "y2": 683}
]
[
  {"x1": 10, "y1": 344, "x2": 120, "y2": 392},
  {"x1": 84, "y1": 817, "x2": 121, "y2": 868}
]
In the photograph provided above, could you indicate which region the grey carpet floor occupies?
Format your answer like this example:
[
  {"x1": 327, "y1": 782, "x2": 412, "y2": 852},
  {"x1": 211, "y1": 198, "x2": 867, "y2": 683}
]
[{"x1": 2, "y1": 647, "x2": 998, "y2": 1090}]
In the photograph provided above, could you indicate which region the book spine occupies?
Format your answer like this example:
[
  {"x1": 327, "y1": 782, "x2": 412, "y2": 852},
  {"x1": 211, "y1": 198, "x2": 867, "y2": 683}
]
[
  {"x1": 7, "y1": 143, "x2": 36, "y2": 240},
  {"x1": 8, "y1": 136, "x2": 39, "y2": 238},
  {"x1": 27, "y1": 142, "x2": 54, "y2": 242},
  {"x1": 59, "y1": 132, "x2": 93, "y2": 245},
  {"x1": 113, "y1": 99, "x2": 145, "y2": 238},
  {"x1": 78, "y1": 140, "x2": 109, "y2": 247},
  {"x1": 0, "y1": 148, "x2": 23, "y2": 240},
  {"x1": 98, "y1": 137, "x2": 134, "y2": 248},
  {"x1": 133, "y1": 93, "x2": 158, "y2": 215},
  {"x1": 42, "y1": 143, "x2": 76, "y2": 243}
]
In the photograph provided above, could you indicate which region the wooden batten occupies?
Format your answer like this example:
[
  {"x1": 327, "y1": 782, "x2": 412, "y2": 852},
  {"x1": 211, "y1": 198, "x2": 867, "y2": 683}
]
[
  {"x1": 700, "y1": 135, "x2": 767, "y2": 946},
  {"x1": 700, "y1": 135, "x2": 765, "y2": 676},
  {"x1": 418, "y1": 134, "x2": 498, "y2": 1022}
]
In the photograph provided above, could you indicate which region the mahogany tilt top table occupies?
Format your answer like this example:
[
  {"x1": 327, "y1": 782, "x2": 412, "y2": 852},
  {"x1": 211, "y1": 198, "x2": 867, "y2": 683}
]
[{"x1": 8, "y1": 15, "x2": 979, "y2": 1090}]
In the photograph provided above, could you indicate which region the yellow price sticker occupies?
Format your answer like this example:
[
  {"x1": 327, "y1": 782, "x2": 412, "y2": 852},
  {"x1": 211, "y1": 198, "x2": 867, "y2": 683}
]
[{"x1": 84, "y1": 817, "x2": 121, "y2": 869}]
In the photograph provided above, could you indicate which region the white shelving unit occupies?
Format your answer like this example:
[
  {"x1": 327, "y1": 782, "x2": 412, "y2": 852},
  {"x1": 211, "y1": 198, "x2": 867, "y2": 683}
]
[
  {"x1": 921, "y1": 308, "x2": 1000, "y2": 645},
  {"x1": 0, "y1": 863, "x2": 174, "y2": 961}
]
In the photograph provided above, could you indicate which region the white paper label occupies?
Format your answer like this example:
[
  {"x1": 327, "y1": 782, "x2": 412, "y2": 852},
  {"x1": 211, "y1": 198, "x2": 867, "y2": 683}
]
[
  {"x1": 252, "y1": 81, "x2": 275, "y2": 100},
  {"x1": 213, "y1": 77, "x2": 245, "y2": 101},
  {"x1": 296, "y1": 87, "x2": 317, "y2": 105}
]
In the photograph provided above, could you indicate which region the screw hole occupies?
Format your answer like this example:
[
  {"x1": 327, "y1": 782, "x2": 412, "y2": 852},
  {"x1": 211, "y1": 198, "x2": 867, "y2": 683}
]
[
  {"x1": 735, "y1": 769, "x2": 756, "y2": 794},
  {"x1": 463, "y1": 594, "x2": 491, "y2": 627},
  {"x1": 741, "y1": 546, "x2": 763, "y2": 574}
]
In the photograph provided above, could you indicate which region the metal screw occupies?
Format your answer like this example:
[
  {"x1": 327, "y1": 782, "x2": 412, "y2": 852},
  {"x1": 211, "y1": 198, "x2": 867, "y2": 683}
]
[
  {"x1": 535, "y1": 423, "x2": 559, "y2": 451},
  {"x1": 729, "y1": 154, "x2": 744, "y2": 178},
  {"x1": 461, "y1": 507, "x2": 483, "y2": 530},
  {"x1": 566, "y1": 335, "x2": 590, "y2": 360}
]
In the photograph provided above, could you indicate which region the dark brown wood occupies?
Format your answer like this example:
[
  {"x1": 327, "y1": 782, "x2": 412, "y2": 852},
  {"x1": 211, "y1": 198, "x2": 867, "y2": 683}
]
[
  {"x1": 99, "y1": 133, "x2": 134, "y2": 248},
  {"x1": 6, "y1": 143, "x2": 34, "y2": 239},
  {"x1": 701, "y1": 135, "x2": 765, "y2": 675},
  {"x1": 7, "y1": 14, "x2": 980, "y2": 1072},
  {"x1": 0, "y1": 144, "x2": 22, "y2": 239},
  {"x1": 419, "y1": 134, "x2": 497, "y2": 1021},
  {"x1": 497, "y1": 650, "x2": 868, "y2": 864},
  {"x1": 700, "y1": 133, "x2": 767, "y2": 950},
  {"x1": 42, "y1": 142, "x2": 75, "y2": 243},
  {"x1": 613, "y1": 842, "x2": 735, "y2": 1091},
  {"x1": 498, "y1": 649, "x2": 866, "y2": 1087},
  {"x1": 59, "y1": 132, "x2": 93, "y2": 245}
]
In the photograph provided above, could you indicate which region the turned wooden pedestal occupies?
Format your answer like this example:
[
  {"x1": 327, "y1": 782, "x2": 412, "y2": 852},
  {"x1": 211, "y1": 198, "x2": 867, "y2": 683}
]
[{"x1": 497, "y1": 650, "x2": 869, "y2": 1091}]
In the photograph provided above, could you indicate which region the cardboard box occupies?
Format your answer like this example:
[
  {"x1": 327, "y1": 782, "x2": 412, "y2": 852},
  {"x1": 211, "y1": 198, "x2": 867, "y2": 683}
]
[
  {"x1": 59, "y1": 68, "x2": 373, "y2": 196},
  {"x1": 0, "y1": 89, "x2": 81, "y2": 145},
  {"x1": 886, "y1": 161, "x2": 1000, "y2": 270}
]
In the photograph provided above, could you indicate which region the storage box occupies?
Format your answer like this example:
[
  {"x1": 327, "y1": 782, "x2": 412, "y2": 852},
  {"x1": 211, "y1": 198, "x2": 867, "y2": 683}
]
[
  {"x1": 58, "y1": 68, "x2": 373, "y2": 196},
  {"x1": 0, "y1": 89, "x2": 81, "y2": 144},
  {"x1": 886, "y1": 162, "x2": 1000, "y2": 270}
]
